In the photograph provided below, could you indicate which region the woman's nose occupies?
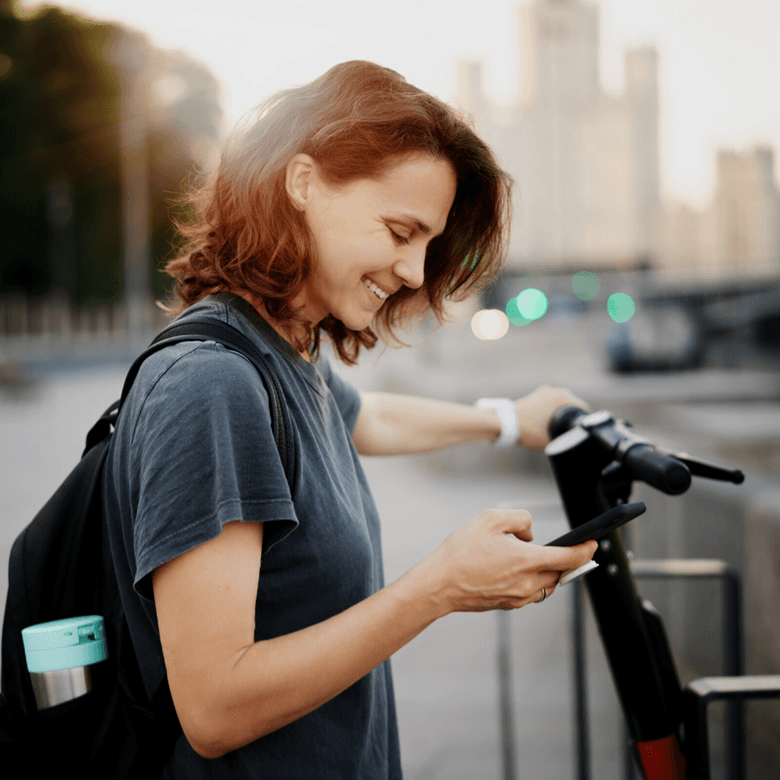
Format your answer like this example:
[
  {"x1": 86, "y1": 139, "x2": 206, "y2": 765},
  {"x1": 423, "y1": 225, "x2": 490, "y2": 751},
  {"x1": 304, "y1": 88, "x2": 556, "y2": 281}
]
[{"x1": 393, "y1": 246, "x2": 426, "y2": 290}]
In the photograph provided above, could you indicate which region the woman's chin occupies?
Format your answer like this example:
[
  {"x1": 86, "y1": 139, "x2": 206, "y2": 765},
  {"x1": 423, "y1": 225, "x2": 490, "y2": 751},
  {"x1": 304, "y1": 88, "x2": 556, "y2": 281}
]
[
  {"x1": 342, "y1": 317, "x2": 375, "y2": 332},
  {"x1": 335, "y1": 304, "x2": 381, "y2": 332}
]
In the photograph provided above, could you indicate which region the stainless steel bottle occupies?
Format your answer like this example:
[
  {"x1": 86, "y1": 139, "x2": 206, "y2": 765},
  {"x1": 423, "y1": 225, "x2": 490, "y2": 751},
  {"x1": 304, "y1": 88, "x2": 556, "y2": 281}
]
[{"x1": 21, "y1": 615, "x2": 107, "y2": 710}]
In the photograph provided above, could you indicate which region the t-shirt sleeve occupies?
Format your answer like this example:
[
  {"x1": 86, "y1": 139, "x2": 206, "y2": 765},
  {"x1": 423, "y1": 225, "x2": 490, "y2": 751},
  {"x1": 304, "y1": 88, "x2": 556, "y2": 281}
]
[
  {"x1": 318, "y1": 357, "x2": 362, "y2": 433},
  {"x1": 128, "y1": 342, "x2": 298, "y2": 601}
]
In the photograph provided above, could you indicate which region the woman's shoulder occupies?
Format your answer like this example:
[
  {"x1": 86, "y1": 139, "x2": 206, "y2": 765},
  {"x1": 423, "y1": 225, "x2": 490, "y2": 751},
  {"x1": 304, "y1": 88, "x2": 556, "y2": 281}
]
[
  {"x1": 135, "y1": 296, "x2": 279, "y2": 398},
  {"x1": 140, "y1": 339, "x2": 267, "y2": 401},
  {"x1": 123, "y1": 341, "x2": 271, "y2": 448}
]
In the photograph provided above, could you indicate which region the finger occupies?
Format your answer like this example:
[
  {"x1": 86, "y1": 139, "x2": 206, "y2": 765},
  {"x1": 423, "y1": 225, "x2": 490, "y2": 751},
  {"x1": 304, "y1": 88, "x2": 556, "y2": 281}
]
[
  {"x1": 533, "y1": 539, "x2": 598, "y2": 571},
  {"x1": 511, "y1": 527, "x2": 534, "y2": 542},
  {"x1": 538, "y1": 571, "x2": 561, "y2": 596},
  {"x1": 499, "y1": 578, "x2": 559, "y2": 610},
  {"x1": 489, "y1": 508, "x2": 533, "y2": 541},
  {"x1": 540, "y1": 571, "x2": 562, "y2": 599},
  {"x1": 540, "y1": 584, "x2": 554, "y2": 602},
  {"x1": 531, "y1": 583, "x2": 554, "y2": 605},
  {"x1": 557, "y1": 386, "x2": 589, "y2": 407},
  {"x1": 521, "y1": 573, "x2": 561, "y2": 606}
]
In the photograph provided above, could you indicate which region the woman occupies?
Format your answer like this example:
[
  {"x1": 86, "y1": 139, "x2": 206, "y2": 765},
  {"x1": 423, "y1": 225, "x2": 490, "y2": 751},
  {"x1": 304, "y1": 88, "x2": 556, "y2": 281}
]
[{"x1": 105, "y1": 60, "x2": 597, "y2": 778}]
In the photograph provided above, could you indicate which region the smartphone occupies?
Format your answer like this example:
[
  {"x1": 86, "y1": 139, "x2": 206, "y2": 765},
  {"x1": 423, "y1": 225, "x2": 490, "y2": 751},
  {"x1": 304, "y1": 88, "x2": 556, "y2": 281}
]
[{"x1": 545, "y1": 501, "x2": 646, "y2": 547}]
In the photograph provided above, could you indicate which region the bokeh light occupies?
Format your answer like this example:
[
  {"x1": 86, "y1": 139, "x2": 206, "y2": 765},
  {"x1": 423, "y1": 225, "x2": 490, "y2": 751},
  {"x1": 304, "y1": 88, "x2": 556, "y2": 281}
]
[
  {"x1": 505, "y1": 296, "x2": 532, "y2": 326},
  {"x1": 471, "y1": 309, "x2": 510, "y2": 340},
  {"x1": 607, "y1": 293, "x2": 636, "y2": 323},
  {"x1": 516, "y1": 288, "x2": 548, "y2": 320},
  {"x1": 572, "y1": 271, "x2": 601, "y2": 301}
]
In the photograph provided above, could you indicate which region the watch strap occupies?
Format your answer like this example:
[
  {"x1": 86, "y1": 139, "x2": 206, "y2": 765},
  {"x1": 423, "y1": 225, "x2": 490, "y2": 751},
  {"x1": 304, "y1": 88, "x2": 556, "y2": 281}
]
[{"x1": 475, "y1": 397, "x2": 520, "y2": 448}]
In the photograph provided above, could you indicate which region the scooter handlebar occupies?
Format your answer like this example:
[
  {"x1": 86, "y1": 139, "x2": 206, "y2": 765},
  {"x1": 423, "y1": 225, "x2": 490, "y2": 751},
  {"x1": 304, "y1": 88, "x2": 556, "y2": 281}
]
[
  {"x1": 548, "y1": 405, "x2": 590, "y2": 440},
  {"x1": 622, "y1": 443, "x2": 691, "y2": 495},
  {"x1": 548, "y1": 405, "x2": 693, "y2": 495}
]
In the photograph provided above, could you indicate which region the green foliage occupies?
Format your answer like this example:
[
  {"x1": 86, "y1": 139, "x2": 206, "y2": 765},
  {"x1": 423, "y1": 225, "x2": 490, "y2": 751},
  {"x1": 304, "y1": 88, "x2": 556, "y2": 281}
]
[{"x1": 0, "y1": 5, "x2": 221, "y2": 305}]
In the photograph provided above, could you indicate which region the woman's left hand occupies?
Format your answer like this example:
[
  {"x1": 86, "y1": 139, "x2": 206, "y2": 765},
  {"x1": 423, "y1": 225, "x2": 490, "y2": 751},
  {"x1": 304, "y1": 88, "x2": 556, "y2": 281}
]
[{"x1": 514, "y1": 385, "x2": 589, "y2": 451}]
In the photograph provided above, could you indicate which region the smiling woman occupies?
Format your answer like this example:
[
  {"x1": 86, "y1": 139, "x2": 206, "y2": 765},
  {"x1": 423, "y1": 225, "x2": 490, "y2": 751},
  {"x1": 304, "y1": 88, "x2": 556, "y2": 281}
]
[
  {"x1": 163, "y1": 60, "x2": 512, "y2": 364},
  {"x1": 103, "y1": 59, "x2": 597, "y2": 780},
  {"x1": 279, "y1": 152, "x2": 457, "y2": 337}
]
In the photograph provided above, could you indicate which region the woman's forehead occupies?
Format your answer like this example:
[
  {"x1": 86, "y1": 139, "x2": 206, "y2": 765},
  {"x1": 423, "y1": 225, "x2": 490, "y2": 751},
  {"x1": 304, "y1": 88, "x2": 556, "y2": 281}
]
[{"x1": 365, "y1": 156, "x2": 456, "y2": 227}]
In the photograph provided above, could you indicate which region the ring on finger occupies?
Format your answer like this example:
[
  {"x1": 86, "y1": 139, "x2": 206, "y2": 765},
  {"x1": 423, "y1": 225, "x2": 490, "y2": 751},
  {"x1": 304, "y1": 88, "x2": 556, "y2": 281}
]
[{"x1": 537, "y1": 587, "x2": 547, "y2": 603}]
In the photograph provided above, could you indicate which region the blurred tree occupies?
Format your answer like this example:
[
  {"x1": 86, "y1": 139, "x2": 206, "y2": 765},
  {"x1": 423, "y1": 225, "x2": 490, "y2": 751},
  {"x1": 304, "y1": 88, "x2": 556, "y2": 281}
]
[
  {"x1": 0, "y1": 3, "x2": 220, "y2": 307},
  {"x1": 146, "y1": 48, "x2": 222, "y2": 298}
]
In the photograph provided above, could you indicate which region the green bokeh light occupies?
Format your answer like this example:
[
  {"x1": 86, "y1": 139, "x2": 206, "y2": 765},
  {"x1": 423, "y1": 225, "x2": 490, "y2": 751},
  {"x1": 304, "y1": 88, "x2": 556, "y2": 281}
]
[
  {"x1": 517, "y1": 288, "x2": 548, "y2": 320},
  {"x1": 506, "y1": 296, "x2": 531, "y2": 326},
  {"x1": 607, "y1": 293, "x2": 636, "y2": 323},
  {"x1": 572, "y1": 271, "x2": 601, "y2": 301}
]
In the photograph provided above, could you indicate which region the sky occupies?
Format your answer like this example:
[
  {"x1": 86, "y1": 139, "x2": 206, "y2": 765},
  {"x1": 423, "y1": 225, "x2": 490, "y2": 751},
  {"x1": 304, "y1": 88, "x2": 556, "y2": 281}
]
[{"x1": 18, "y1": 0, "x2": 780, "y2": 210}]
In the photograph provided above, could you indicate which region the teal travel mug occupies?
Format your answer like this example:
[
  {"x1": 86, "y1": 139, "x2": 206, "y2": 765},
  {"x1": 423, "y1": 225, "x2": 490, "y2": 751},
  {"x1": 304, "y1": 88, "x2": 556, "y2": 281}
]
[{"x1": 21, "y1": 615, "x2": 107, "y2": 710}]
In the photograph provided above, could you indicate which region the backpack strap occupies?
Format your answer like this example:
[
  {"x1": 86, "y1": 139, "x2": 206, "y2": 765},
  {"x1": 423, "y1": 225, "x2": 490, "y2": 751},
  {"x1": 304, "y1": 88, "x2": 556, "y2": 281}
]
[
  {"x1": 100, "y1": 303, "x2": 297, "y2": 773},
  {"x1": 138, "y1": 318, "x2": 295, "y2": 485},
  {"x1": 85, "y1": 315, "x2": 296, "y2": 487}
]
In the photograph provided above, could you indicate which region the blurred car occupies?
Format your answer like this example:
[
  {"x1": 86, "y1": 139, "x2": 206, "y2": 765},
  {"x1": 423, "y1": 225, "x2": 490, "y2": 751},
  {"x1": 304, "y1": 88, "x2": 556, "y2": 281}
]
[
  {"x1": 607, "y1": 301, "x2": 703, "y2": 373},
  {"x1": 546, "y1": 294, "x2": 588, "y2": 322}
]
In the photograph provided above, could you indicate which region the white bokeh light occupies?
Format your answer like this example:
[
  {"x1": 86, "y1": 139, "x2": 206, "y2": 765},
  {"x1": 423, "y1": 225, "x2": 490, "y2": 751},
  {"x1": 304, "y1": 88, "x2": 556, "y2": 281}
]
[{"x1": 471, "y1": 309, "x2": 510, "y2": 340}]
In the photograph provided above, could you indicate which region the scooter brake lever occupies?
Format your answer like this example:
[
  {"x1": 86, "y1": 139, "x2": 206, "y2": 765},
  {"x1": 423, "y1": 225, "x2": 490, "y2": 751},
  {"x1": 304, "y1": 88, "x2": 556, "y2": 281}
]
[{"x1": 672, "y1": 453, "x2": 744, "y2": 484}]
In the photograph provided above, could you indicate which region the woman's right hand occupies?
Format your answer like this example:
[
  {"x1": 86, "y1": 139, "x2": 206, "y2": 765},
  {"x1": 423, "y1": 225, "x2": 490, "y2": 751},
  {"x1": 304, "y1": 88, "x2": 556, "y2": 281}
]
[{"x1": 418, "y1": 508, "x2": 597, "y2": 613}]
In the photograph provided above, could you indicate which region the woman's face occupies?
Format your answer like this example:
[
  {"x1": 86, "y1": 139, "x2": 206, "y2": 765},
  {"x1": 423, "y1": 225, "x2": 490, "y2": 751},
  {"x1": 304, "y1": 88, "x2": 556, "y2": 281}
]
[{"x1": 287, "y1": 153, "x2": 457, "y2": 333}]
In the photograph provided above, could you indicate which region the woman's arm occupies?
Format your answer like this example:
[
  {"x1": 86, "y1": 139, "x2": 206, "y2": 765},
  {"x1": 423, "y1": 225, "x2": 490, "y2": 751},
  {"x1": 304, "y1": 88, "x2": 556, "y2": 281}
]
[
  {"x1": 352, "y1": 385, "x2": 588, "y2": 456},
  {"x1": 153, "y1": 514, "x2": 596, "y2": 759}
]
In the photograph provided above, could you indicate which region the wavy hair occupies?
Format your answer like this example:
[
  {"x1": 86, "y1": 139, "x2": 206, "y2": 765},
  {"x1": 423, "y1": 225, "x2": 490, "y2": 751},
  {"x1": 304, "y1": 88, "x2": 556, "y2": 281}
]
[{"x1": 162, "y1": 60, "x2": 513, "y2": 365}]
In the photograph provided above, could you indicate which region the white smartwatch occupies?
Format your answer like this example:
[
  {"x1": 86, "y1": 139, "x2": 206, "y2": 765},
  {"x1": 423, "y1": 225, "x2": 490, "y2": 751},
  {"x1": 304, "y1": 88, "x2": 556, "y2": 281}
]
[{"x1": 475, "y1": 397, "x2": 520, "y2": 449}]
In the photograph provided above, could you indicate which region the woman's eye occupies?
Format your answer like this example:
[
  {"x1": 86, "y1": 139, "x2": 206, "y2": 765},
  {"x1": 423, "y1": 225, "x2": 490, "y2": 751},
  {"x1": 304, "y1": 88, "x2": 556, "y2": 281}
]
[{"x1": 389, "y1": 228, "x2": 410, "y2": 245}]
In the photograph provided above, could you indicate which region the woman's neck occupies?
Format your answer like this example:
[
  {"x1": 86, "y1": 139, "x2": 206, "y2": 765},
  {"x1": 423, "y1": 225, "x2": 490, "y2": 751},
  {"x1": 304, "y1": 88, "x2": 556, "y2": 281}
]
[{"x1": 232, "y1": 291, "x2": 312, "y2": 361}]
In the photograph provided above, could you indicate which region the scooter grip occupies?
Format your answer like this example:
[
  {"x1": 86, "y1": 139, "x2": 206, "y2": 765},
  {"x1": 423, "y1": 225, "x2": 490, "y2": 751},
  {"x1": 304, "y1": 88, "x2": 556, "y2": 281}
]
[{"x1": 622, "y1": 443, "x2": 691, "y2": 495}]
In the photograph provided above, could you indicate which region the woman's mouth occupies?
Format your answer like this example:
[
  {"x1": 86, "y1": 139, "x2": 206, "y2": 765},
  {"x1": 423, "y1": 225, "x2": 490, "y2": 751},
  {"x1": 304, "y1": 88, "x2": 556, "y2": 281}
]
[{"x1": 362, "y1": 277, "x2": 389, "y2": 301}]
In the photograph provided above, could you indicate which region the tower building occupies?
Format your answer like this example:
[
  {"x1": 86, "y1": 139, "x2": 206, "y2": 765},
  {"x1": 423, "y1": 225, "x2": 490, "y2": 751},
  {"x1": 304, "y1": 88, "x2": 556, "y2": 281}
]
[{"x1": 460, "y1": 0, "x2": 660, "y2": 270}]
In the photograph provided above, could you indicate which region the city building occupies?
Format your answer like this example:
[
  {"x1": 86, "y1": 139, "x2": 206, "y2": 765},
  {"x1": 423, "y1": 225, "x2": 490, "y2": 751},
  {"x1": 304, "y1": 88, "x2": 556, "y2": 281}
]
[
  {"x1": 659, "y1": 147, "x2": 780, "y2": 272},
  {"x1": 711, "y1": 147, "x2": 780, "y2": 270},
  {"x1": 459, "y1": 0, "x2": 660, "y2": 272}
]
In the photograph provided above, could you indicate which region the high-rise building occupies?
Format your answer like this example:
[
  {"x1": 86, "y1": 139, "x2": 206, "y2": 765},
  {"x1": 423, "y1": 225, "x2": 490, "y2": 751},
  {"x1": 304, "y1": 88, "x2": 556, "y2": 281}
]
[
  {"x1": 459, "y1": 0, "x2": 660, "y2": 271},
  {"x1": 712, "y1": 147, "x2": 780, "y2": 269},
  {"x1": 659, "y1": 147, "x2": 780, "y2": 272}
]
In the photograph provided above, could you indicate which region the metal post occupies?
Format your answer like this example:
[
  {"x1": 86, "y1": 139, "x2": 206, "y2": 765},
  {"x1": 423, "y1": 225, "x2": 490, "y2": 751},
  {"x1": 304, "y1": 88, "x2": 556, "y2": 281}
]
[
  {"x1": 723, "y1": 569, "x2": 745, "y2": 780},
  {"x1": 622, "y1": 527, "x2": 637, "y2": 780},
  {"x1": 497, "y1": 611, "x2": 517, "y2": 780},
  {"x1": 683, "y1": 676, "x2": 780, "y2": 780},
  {"x1": 630, "y1": 560, "x2": 745, "y2": 779},
  {"x1": 573, "y1": 579, "x2": 590, "y2": 780}
]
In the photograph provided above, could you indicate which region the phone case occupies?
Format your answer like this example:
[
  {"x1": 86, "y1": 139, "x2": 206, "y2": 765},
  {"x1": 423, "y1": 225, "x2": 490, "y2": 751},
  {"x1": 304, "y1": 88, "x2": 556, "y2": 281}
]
[{"x1": 545, "y1": 502, "x2": 646, "y2": 547}]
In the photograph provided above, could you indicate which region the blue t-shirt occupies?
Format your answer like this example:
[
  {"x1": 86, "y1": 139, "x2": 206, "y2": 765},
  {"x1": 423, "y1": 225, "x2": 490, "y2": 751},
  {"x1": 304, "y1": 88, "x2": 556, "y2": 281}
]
[{"x1": 104, "y1": 296, "x2": 402, "y2": 779}]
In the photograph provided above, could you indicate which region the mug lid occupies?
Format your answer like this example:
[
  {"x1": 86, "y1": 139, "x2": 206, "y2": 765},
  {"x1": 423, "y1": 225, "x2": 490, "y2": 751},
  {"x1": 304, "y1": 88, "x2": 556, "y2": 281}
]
[{"x1": 22, "y1": 616, "x2": 107, "y2": 672}]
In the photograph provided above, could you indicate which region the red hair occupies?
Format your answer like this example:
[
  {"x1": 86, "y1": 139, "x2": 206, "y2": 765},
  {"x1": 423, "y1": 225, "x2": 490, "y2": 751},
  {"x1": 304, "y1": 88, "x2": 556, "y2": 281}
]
[{"x1": 163, "y1": 61, "x2": 512, "y2": 365}]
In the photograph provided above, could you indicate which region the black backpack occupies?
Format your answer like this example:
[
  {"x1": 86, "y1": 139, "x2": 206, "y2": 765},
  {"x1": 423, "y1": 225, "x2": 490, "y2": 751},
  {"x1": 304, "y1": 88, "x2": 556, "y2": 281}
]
[{"x1": 0, "y1": 298, "x2": 296, "y2": 777}]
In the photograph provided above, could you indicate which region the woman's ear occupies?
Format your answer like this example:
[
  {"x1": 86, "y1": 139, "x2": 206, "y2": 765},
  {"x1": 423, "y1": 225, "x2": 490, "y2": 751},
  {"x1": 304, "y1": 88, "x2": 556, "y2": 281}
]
[{"x1": 285, "y1": 154, "x2": 317, "y2": 212}]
